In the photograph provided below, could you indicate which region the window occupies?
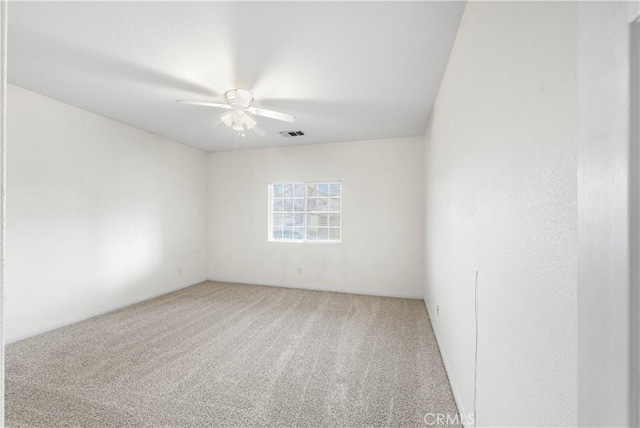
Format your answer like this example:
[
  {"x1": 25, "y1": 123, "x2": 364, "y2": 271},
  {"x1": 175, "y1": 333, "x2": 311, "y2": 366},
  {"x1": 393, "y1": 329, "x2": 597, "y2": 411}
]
[{"x1": 269, "y1": 182, "x2": 341, "y2": 242}]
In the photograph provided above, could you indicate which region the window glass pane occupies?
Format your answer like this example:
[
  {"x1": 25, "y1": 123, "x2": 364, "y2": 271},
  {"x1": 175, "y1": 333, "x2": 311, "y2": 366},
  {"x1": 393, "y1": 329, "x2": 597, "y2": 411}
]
[
  {"x1": 307, "y1": 213, "x2": 318, "y2": 227},
  {"x1": 307, "y1": 228, "x2": 318, "y2": 240},
  {"x1": 283, "y1": 213, "x2": 294, "y2": 227},
  {"x1": 307, "y1": 184, "x2": 317, "y2": 197},
  {"x1": 270, "y1": 182, "x2": 341, "y2": 242},
  {"x1": 318, "y1": 184, "x2": 329, "y2": 197},
  {"x1": 273, "y1": 227, "x2": 283, "y2": 239},
  {"x1": 307, "y1": 198, "x2": 317, "y2": 211},
  {"x1": 318, "y1": 228, "x2": 329, "y2": 240},
  {"x1": 283, "y1": 227, "x2": 294, "y2": 240},
  {"x1": 329, "y1": 228, "x2": 340, "y2": 241}
]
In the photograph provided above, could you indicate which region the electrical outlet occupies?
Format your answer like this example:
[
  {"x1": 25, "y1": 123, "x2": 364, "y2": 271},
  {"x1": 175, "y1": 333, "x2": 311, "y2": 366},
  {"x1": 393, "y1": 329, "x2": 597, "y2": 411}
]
[
  {"x1": 297, "y1": 267, "x2": 302, "y2": 274},
  {"x1": 178, "y1": 268, "x2": 182, "y2": 275}
]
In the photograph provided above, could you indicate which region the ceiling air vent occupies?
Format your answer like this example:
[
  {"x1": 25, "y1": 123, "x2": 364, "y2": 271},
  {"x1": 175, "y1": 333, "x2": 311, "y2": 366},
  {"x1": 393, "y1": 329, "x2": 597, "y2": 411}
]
[{"x1": 280, "y1": 131, "x2": 305, "y2": 137}]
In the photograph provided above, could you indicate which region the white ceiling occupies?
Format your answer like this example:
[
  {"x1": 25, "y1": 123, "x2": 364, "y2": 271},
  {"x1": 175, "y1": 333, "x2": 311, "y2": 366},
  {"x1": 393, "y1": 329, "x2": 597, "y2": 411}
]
[{"x1": 8, "y1": 1, "x2": 466, "y2": 152}]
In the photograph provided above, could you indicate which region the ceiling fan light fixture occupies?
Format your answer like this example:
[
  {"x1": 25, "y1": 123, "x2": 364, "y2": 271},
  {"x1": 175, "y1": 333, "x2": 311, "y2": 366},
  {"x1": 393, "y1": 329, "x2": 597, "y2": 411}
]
[
  {"x1": 221, "y1": 109, "x2": 257, "y2": 133},
  {"x1": 244, "y1": 112, "x2": 257, "y2": 130},
  {"x1": 220, "y1": 110, "x2": 234, "y2": 128}
]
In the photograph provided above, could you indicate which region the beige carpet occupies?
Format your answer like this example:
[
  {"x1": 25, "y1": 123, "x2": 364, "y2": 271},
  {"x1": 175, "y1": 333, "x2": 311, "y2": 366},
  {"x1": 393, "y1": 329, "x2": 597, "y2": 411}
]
[{"x1": 6, "y1": 281, "x2": 460, "y2": 427}]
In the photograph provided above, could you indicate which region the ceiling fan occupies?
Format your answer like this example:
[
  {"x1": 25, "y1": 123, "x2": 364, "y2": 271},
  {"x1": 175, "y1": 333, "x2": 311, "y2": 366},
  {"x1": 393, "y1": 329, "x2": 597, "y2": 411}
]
[{"x1": 177, "y1": 89, "x2": 296, "y2": 137}]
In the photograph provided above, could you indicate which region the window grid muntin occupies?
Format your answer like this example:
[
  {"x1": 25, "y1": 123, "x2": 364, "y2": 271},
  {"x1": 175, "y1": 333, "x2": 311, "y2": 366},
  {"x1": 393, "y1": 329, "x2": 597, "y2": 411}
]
[{"x1": 269, "y1": 181, "x2": 341, "y2": 243}]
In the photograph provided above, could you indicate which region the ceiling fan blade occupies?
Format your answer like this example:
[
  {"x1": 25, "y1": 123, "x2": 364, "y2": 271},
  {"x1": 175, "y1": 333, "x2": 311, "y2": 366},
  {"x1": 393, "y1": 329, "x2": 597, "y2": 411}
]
[
  {"x1": 252, "y1": 123, "x2": 268, "y2": 137},
  {"x1": 177, "y1": 100, "x2": 232, "y2": 109},
  {"x1": 247, "y1": 107, "x2": 296, "y2": 123}
]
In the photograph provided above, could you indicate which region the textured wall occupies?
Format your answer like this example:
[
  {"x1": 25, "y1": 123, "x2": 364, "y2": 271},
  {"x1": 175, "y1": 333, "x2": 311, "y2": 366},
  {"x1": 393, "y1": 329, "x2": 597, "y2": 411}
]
[
  {"x1": 424, "y1": 2, "x2": 578, "y2": 426},
  {"x1": 208, "y1": 138, "x2": 425, "y2": 298},
  {"x1": 6, "y1": 85, "x2": 209, "y2": 342}
]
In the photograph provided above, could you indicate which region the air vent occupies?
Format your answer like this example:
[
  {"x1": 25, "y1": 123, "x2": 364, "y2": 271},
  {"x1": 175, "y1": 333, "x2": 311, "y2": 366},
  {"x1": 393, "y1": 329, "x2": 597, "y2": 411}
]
[{"x1": 280, "y1": 131, "x2": 305, "y2": 137}]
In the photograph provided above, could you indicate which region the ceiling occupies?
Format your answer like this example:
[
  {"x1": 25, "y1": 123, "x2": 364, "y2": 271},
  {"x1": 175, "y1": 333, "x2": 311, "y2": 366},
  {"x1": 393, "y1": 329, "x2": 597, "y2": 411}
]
[{"x1": 8, "y1": 1, "x2": 466, "y2": 152}]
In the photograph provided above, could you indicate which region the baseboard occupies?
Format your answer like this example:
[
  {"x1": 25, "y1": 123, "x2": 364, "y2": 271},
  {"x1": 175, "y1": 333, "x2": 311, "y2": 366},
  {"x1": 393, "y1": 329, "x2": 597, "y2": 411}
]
[
  {"x1": 5, "y1": 280, "x2": 206, "y2": 344},
  {"x1": 8, "y1": 279, "x2": 421, "y2": 344},
  {"x1": 424, "y1": 298, "x2": 472, "y2": 428},
  {"x1": 207, "y1": 277, "x2": 424, "y2": 300}
]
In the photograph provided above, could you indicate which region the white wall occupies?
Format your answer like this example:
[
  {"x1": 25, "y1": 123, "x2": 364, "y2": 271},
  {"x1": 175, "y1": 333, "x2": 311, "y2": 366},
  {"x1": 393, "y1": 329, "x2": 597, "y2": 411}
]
[
  {"x1": 577, "y1": 2, "x2": 640, "y2": 426},
  {"x1": 6, "y1": 84, "x2": 209, "y2": 342},
  {"x1": 1, "y1": 1, "x2": 8, "y2": 420},
  {"x1": 208, "y1": 138, "x2": 424, "y2": 298},
  {"x1": 423, "y1": 2, "x2": 577, "y2": 427}
]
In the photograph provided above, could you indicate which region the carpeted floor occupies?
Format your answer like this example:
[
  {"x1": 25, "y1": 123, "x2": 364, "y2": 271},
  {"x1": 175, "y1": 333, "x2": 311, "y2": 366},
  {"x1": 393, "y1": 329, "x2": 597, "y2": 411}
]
[{"x1": 6, "y1": 281, "x2": 460, "y2": 427}]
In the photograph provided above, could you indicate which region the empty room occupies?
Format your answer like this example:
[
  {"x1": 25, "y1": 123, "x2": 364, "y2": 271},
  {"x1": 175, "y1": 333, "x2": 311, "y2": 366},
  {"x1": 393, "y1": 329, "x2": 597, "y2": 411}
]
[{"x1": 1, "y1": 1, "x2": 638, "y2": 427}]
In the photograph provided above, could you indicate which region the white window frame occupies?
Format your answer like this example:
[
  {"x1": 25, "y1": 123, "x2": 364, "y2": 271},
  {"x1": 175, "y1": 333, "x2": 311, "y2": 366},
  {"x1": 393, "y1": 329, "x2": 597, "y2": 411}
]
[{"x1": 268, "y1": 181, "x2": 342, "y2": 243}]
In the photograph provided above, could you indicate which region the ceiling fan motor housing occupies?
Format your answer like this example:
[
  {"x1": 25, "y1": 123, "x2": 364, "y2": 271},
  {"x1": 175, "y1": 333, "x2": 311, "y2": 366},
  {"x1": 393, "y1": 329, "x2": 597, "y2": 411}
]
[{"x1": 225, "y1": 89, "x2": 254, "y2": 109}]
